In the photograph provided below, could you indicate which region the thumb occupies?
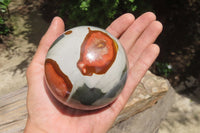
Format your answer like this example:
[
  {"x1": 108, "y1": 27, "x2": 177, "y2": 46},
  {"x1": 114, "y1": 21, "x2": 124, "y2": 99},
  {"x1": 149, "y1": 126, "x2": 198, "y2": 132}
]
[{"x1": 32, "y1": 17, "x2": 65, "y2": 65}]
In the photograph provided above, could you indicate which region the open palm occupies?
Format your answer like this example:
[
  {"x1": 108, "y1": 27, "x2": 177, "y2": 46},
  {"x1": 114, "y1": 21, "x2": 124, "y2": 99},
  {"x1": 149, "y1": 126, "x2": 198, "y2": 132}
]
[{"x1": 25, "y1": 12, "x2": 162, "y2": 133}]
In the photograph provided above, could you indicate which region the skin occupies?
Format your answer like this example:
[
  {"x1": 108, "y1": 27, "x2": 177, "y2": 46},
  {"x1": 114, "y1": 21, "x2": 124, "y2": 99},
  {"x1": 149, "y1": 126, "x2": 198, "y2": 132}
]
[{"x1": 25, "y1": 12, "x2": 163, "y2": 133}]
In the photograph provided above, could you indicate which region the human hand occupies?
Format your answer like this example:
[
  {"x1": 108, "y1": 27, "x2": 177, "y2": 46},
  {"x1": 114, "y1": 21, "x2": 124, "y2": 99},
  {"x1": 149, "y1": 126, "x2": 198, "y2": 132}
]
[{"x1": 25, "y1": 12, "x2": 162, "y2": 133}]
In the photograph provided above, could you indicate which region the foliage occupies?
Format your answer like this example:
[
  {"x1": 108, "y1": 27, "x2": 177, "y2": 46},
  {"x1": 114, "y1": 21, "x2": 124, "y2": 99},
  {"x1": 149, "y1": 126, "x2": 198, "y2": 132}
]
[
  {"x1": 0, "y1": 0, "x2": 10, "y2": 12},
  {"x1": 0, "y1": 0, "x2": 11, "y2": 35},
  {"x1": 155, "y1": 62, "x2": 172, "y2": 77},
  {"x1": 56, "y1": 0, "x2": 137, "y2": 28}
]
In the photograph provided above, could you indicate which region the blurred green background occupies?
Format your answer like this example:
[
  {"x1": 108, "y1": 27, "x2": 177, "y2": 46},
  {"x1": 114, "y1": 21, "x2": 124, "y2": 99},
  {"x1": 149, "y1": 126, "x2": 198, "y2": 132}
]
[{"x1": 1, "y1": 0, "x2": 200, "y2": 91}]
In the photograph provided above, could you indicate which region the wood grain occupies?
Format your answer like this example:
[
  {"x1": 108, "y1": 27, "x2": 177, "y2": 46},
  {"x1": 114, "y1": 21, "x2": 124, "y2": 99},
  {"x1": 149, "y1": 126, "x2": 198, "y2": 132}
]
[{"x1": 0, "y1": 87, "x2": 27, "y2": 133}]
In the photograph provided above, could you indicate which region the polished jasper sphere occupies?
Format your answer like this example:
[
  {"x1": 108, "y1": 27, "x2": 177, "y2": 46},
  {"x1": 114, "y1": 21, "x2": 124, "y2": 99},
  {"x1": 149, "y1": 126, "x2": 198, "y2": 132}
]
[{"x1": 45, "y1": 26, "x2": 128, "y2": 110}]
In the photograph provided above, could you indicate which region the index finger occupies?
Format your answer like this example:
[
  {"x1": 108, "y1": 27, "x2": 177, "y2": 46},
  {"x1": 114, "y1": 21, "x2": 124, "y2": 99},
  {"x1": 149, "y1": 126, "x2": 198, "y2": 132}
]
[{"x1": 106, "y1": 13, "x2": 135, "y2": 38}]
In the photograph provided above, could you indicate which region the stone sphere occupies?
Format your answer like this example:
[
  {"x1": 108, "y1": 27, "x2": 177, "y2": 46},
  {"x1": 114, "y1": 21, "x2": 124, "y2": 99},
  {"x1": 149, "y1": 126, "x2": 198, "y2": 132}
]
[{"x1": 44, "y1": 26, "x2": 128, "y2": 110}]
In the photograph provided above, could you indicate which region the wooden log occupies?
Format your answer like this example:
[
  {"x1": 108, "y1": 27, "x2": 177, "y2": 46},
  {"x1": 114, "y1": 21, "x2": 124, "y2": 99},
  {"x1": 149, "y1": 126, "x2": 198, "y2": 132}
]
[
  {"x1": 0, "y1": 87, "x2": 27, "y2": 133},
  {"x1": 108, "y1": 85, "x2": 175, "y2": 133},
  {"x1": 0, "y1": 71, "x2": 172, "y2": 133},
  {"x1": 114, "y1": 71, "x2": 170, "y2": 125}
]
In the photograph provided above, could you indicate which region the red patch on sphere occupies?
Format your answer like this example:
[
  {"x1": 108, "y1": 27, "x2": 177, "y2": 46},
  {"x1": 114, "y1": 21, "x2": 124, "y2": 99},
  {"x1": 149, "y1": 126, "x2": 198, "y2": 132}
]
[
  {"x1": 77, "y1": 28, "x2": 118, "y2": 76},
  {"x1": 45, "y1": 59, "x2": 72, "y2": 98}
]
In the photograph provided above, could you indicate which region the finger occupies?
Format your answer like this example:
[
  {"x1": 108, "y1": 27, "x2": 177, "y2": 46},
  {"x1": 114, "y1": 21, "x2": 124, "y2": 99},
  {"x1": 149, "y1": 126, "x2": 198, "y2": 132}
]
[
  {"x1": 119, "y1": 12, "x2": 156, "y2": 52},
  {"x1": 111, "y1": 44, "x2": 160, "y2": 112},
  {"x1": 106, "y1": 13, "x2": 135, "y2": 38},
  {"x1": 32, "y1": 17, "x2": 65, "y2": 65},
  {"x1": 128, "y1": 21, "x2": 163, "y2": 68},
  {"x1": 124, "y1": 44, "x2": 160, "y2": 98},
  {"x1": 110, "y1": 44, "x2": 160, "y2": 113}
]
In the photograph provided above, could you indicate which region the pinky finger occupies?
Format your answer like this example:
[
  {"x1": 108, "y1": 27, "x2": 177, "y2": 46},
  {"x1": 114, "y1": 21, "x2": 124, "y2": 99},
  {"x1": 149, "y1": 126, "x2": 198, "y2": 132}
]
[{"x1": 121, "y1": 44, "x2": 160, "y2": 100}]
